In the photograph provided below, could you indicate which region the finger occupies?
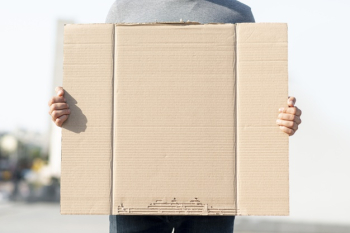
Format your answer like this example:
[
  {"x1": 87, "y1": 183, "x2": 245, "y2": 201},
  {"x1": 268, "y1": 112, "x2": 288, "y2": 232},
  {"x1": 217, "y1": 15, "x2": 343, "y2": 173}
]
[
  {"x1": 48, "y1": 96, "x2": 66, "y2": 106},
  {"x1": 51, "y1": 109, "x2": 71, "y2": 121},
  {"x1": 288, "y1": 96, "x2": 296, "y2": 107},
  {"x1": 49, "y1": 103, "x2": 69, "y2": 115},
  {"x1": 55, "y1": 86, "x2": 64, "y2": 97},
  {"x1": 278, "y1": 113, "x2": 301, "y2": 124},
  {"x1": 276, "y1": 119, "x2": 298, "y2": 131},
  {"x1": 56, "y1": 114, "x2": 69, "y2": 127},
  {"x1": 279, "y1": 126, "x2": 295, "y2": 136},
  {"x1": 279, "y1": 106, "x2": 302, "y2": 116}
]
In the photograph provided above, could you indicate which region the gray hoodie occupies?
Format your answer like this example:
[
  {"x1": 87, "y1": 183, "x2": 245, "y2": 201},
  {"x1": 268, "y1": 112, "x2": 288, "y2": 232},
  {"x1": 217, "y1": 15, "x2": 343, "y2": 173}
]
[{"x1": 105, "y1": 0, "x2": 255, "y2": 24}]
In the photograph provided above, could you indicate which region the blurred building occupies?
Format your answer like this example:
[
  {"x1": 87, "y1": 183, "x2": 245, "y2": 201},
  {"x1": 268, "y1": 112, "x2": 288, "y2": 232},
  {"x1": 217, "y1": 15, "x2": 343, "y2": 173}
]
[
  {"x1": 48, "y1": 19, "x2": 74, "y2": 178},
  {"x1": 0, "y1": 20, "x2": 74, "y2": 203},
  {"x1": 0, "y1": 128, "x2": 49, "y2": 201},
  {"x1": 0, "y1": 129, "x2": 48, "y2": 180}
]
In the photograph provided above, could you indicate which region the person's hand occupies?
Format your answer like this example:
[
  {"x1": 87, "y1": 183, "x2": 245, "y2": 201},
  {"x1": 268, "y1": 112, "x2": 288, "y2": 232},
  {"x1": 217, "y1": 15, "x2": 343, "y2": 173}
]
[
  {"x1": 276, "y1": 96, "x2": 302, "y2": 136},
  {"x1": 48, "y1": 86, "x2": 70, "y2": 127}
]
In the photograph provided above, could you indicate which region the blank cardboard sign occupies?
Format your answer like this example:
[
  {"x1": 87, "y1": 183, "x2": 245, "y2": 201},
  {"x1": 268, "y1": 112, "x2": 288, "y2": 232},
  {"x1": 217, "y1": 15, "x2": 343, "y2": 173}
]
[{"x1": 61, "y1": 23, "x2": 289, "y2": 215}]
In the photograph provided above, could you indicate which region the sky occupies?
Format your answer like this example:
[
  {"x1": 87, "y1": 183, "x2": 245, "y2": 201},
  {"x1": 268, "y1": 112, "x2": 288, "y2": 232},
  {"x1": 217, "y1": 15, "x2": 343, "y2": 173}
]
[{"x1": 1, "y1": 0, "x2": 349, "y2": 226}]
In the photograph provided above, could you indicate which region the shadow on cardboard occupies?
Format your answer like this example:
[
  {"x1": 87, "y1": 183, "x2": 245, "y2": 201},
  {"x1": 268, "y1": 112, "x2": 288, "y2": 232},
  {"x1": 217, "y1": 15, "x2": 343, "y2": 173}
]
[{"x1": 62, "y1": 90, "x2": 87, "y2": 133}]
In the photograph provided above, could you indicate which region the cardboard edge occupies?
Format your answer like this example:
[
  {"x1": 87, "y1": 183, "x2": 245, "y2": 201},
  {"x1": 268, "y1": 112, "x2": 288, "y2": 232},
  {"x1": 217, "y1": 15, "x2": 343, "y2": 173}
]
[{"x1": 65, "y1": 22, "x2": 290, "y2": 27}]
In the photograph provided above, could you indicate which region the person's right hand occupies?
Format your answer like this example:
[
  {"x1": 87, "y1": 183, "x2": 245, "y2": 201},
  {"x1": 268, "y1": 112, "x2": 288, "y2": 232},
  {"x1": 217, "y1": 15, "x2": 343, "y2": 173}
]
[{"x1": 48, "y1": 86, "x2": 70, "y2": 127}]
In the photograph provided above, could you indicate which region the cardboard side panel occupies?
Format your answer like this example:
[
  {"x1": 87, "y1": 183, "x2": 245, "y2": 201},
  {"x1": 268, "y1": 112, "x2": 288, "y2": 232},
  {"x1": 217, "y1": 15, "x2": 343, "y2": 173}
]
[
  {"x1": 113, "y1": 24, "x2": 237, "y2": 215},
  {"x1": 236, "y1": 23, "x2": 289, "y2": 215},
  {"x1": 61, "y1": 24, "x2": 114, "y2": 214}
]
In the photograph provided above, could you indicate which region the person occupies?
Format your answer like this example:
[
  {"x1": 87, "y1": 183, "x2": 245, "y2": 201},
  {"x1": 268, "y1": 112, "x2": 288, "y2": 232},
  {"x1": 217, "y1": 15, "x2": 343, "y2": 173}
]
[{"x1": 48, "y1": 1, "x2": 302, "y2": 232}]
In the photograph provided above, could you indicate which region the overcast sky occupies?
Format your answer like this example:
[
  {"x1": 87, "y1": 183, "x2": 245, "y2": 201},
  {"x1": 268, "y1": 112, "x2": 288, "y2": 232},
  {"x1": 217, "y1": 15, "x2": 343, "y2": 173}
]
[{"x1": 1, "y1": 0, "x2": 349, "y2": 225}]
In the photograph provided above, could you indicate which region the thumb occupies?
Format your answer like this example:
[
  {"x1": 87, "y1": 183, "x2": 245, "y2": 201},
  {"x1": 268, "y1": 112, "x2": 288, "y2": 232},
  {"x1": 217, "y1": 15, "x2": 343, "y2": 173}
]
[
  {"x1": 55, "y1": 86, "x2": 64, "y2": 97},
  {"x1": 288, "y1": 96, "x2": 296, "y2": 107}
]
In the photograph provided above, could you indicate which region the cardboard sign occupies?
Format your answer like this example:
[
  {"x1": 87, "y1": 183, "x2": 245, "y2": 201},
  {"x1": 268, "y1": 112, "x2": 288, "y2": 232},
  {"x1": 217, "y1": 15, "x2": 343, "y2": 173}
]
[{"x1": 61, "y1": 23, "x2": 289, "y2": 215}]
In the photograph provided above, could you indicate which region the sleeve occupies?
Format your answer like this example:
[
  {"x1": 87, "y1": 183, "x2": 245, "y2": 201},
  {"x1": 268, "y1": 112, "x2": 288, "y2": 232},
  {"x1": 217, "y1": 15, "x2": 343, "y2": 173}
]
[
  {"x1": 105, "y1": 0, "x2": 118, "y2": 23},
  {"x1": 234, "y1": 1, "x2": 255, "y2": 23}
]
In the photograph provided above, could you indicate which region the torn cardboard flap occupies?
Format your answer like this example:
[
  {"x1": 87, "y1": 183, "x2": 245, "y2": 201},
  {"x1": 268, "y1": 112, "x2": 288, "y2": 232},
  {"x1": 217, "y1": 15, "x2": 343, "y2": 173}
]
[{"x1": 61, "y1": 23, "x2": 289, "y2": 215}]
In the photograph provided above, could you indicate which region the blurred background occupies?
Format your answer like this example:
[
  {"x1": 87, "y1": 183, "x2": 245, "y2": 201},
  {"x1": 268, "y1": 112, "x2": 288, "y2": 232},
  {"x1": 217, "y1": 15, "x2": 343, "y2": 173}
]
[{"x1": 0, "y1": 0, "x2": 349, "y2": 232}]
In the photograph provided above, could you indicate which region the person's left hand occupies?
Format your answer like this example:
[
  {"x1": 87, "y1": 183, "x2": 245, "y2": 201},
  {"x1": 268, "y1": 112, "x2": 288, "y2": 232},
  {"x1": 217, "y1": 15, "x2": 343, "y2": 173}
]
[{"x1": 276, "y1": 96, "x2": 302, "y2": 136}]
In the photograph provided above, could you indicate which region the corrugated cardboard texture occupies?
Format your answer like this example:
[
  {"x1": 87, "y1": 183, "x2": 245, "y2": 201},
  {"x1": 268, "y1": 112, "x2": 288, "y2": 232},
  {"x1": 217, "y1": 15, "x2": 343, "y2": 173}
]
[
  {"x1": 61, "y1": 24, "x2": 114, "y2": 214},
  {"x1": 113, "y1": 24, "x2": 237, "y2": 215},
  {"x1": 236, "y1": 23, "x2": 289, "y2": 215},
  {"x1": 61, "y1": 23, "x2": 289, "y2": 215}
]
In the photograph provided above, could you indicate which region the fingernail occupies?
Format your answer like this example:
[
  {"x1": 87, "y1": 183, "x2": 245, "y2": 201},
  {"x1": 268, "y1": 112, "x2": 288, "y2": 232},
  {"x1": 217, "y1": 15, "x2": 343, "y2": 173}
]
[
  {"x1": 276, "y1": 119, "x2": 281, "y2": 124},
  {"x1": 67, "y1": 109, "x2": 71, "y2": 113},
  {"x1": 279, "y1": 108, "x2": 284, "y2": 112}
]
